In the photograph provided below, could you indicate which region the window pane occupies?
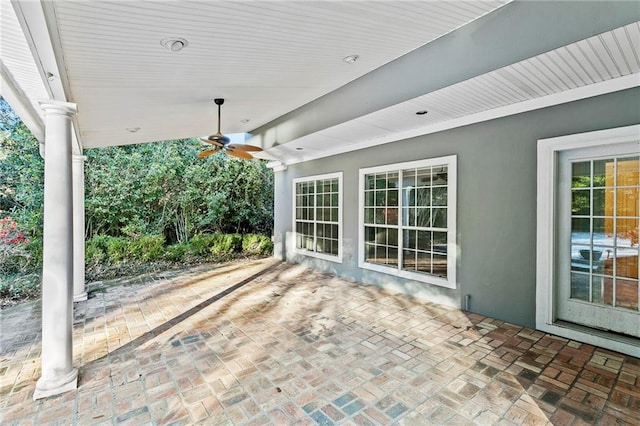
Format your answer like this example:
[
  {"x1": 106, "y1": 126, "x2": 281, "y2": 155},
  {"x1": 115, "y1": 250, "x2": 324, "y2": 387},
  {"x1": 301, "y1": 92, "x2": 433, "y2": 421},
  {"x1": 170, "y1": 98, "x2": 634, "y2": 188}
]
[
  {"x1": 572, "y1": 161, "x2": 591, "y2": 188},
  {"x1": 571, "y1": 244, "x2": 592, "y2": 272},
  {"x1": 617, "y1": 156, "x2": 639, "y2": 186},
  {"x1": 417, "y1": 251, "x2": 432, "y2": 274},
  {"x1": 432, "y1": 208, "x2": 447, "y2": 228},
  {"x1": 375, "y1": 208, "x2": 386, "y2": 225},
  {"x1": 365, "y1": 227, "x2": 376, "y2": 244},
  {"x1": 592, "y1": 275, "x2": 613, "y2": 306},
  {"x1": 433, "y1": 166, "x2": 448, "y2": 185},
  {"x1": 432, "y1": 187, "x2": 446, "y2": 206},
  {"x1": 416, "y1": 167, "x2": 431, "y2": 186},
  {"x1": 615, "y1": 249, "x2": 638, "y2": 279},
  {"x1": 366, "y1": 175, "x2": 375, "y2": 190},
  {"x1": 570, "y1": 272, "x2": 589, "y2": 301},
  {"x1": 593, "y1": 159, "x2": 613, "y2": 188},
  {"x1": 433, "y1": 232, "x2": 447, "y2": 245},
  {"x1": 406, "y1": 207, "x2": 415, "y2": 227},
  {"x1": 571, "y1": 190, "x2": 590, "y2": 215},
  {"x1": 388, "y1": 190, "x2": 399, "y2": 206},
  {"x1": 387, "y1": 172, "x2": 399, "y2": 189},
  {"x1": 388, "y1": 228, "x2": 398, "y2": 247},
  {"x1": 402, "y1": 250, "x2": 416, "y2": 270},
  {"x1": 617, "y1": 218, "x2": 639, "y2": 248},
  {"x1": 330, "y1": 208, "x2": 338, "y2": 222},
  {"x1": 405, "y1": 187, "x2": 416, "y2": 207},
  {"x1": 416, "y1": 188, "x2": 431, "y2": 207},
  {"x1": 375, "y1": 191, "x2": 386, "y2": 206},
  {"x1": 406, "y1": 230, "x2": 416, "y2": 249},
  {"x1": 617, "y1": 188, "x2": 638, "y2": 217},
  {"x1": 416, "y1": 208, "x2": 430, "y2": 227},
  {"x1": 365, "y1": 208, "x2": 374, "y2": 224},
  {"x1": 386, "y1": 208, "x2": 398, "y2": 225},
  {"x1": 417, "y1": 230, "x2": 431, "y2": 250},
  {"x1": 592, "y1": 188, "x2": 613, "y2": 216},
  {"x1": 365, "y1": 243, "x2": 375, "y2": 261},
  {"x1": 433, "y1": 254, "x2": 447, "y2": 277},
  {"x1": 616, "y1": 279, "x2": 639, "y2": 310}
]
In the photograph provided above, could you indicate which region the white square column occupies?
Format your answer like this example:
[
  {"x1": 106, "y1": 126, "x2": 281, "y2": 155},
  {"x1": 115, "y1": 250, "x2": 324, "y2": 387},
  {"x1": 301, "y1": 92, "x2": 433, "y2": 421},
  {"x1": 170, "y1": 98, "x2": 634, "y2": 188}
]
[{"x1": 34, "y1": 100, "x2": 78, "y2": 400}]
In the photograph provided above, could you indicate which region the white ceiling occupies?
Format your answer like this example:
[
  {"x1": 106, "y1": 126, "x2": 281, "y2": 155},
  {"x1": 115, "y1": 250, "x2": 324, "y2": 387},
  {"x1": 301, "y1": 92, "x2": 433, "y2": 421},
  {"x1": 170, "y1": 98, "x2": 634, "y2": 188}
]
[
  {"x1": 39, "y1": 0, "x2": 508, "y2": 148},
  {"x1": 263, "y1": 21, "x2": 640, "y2": 165},
  {"x1": 3, "y1": 1, "x2": 639, "y2": 166}
]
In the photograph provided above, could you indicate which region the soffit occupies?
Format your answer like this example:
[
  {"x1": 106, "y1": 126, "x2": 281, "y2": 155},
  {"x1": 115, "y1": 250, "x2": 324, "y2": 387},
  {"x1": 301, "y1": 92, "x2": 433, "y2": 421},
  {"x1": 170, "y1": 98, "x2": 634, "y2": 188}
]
[
  {"x1": 0, "y1": 1, "x2": 48, "y2": 139},
  {"x1": 44, "y1": 0, "x2": 508, "y2": 148},
  {"x1": 262, "y1": 21, "x2": 640, "y2": 165}
]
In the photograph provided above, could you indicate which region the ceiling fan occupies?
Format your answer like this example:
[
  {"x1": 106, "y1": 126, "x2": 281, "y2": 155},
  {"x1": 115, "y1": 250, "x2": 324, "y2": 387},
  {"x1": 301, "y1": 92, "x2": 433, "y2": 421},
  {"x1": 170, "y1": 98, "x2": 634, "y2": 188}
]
[{"x1": 198, "y1": 98, "x2": 263, "y2": 160}]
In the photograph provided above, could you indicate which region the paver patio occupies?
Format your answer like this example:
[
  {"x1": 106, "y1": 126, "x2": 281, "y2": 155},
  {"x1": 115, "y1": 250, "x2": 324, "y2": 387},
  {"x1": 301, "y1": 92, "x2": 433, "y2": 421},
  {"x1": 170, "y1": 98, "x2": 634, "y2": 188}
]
[{"x1": 0, "y1": 258, "x2": 638, "y2": 425}]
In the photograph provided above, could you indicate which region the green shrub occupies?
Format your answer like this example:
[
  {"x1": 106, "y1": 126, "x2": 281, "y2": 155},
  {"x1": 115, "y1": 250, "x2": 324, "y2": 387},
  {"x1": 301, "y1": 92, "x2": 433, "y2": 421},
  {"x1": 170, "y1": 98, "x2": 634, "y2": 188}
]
[
  {"x1": 105, "y1": 236, "x2": 129, "y2": 263},
  {"x1": 85, "y1": 239, "x2": 107, "y2": 266},
  {"x1": 242, "y1": 234, "x2": 273, "y2": 256},
  {"x1": 164, "y1": 243, "x2": 189, "y2": 262},
  {"x1": 0, "y1": 273, "x2": 40, "y2": 302},
  {"x1": 210, "y1": 233, "x2": 242, "y2": 258},
  {"x1": 188, "y1": 233, "x2": 218, "y2": 257},
  {"x1": 129, "y1": 235, "x2": 165, "y2": 261}
]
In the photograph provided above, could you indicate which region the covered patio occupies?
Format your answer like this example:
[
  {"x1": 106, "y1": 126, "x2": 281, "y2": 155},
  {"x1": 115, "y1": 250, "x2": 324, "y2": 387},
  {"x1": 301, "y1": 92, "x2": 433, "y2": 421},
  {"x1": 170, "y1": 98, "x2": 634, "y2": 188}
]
[{"x1": 1, "y1": 259, "x2": 638, "y2": 425}]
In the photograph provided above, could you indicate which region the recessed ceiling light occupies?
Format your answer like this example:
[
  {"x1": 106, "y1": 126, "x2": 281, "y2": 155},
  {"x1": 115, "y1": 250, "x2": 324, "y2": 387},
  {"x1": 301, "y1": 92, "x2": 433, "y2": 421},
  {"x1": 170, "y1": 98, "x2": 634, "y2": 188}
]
[
  {"x1": 126, "y1": 127, "x2": 141, "y2": 133},
  {"x1": 46, "y1": 72, "x2": 55, "y2": 81},
  {"x1": 160, "y1": 37, "x2": 189, "y2": 52},
  {"x1": 343, "y1": 55, "x2": 359, "y2": 64},
  {"x1": 240, "y1": 119, "x2": 250, "y2": 124},
  {"x1": 415, "y1": 110, "x2": 428, "y2": 115},
  {"x1": 296, "y1": 147, "x2": 304, "y2": 151}
]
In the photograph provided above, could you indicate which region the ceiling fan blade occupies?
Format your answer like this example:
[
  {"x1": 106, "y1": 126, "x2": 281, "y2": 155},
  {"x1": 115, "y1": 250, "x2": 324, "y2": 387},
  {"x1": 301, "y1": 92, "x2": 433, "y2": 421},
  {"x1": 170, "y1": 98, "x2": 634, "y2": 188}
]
[
  {"x1": 226, "y1": 149, "x2": 254, "y2": 160},
  {"x1": 200, "y1": 136, "x2": 225, "y2": 147},
  {"x1": 197, "y1": 149, "x2": 219, "y2": 158},
  {"x1": 227, "y1": 143, "x2": 263, "y2": 152}
]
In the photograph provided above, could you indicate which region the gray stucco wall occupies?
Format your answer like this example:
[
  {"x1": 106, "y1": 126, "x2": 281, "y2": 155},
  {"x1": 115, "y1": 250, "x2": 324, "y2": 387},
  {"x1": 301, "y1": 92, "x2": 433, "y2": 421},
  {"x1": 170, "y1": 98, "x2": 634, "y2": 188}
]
[{"x1": 273, "y1": 88, "x2": 640, "y2": 328}]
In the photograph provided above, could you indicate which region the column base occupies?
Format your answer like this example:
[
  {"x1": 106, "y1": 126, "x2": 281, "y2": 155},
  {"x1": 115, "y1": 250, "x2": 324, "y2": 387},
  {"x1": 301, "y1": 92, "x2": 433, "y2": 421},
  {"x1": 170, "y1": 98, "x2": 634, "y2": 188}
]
[
  {"x1": 33, "y1": 368, "x2": 78, "y2": 400},
  {"x1": 73, "y1": 292, "x2": 88, "y2": 302}
]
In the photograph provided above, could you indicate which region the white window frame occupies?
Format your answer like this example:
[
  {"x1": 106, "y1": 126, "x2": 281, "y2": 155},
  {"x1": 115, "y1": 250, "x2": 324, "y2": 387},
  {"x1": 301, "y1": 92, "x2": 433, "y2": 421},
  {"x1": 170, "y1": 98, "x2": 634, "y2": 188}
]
[
  {"x1": 358, "y1": 155, "x2": 457, "y2": 289},
  {"x1": 292, "y1": 172, "x2": 343, "y2": 263},
  {"x1": 537, "y1": 124, "x2": 640, "y2": 357}
]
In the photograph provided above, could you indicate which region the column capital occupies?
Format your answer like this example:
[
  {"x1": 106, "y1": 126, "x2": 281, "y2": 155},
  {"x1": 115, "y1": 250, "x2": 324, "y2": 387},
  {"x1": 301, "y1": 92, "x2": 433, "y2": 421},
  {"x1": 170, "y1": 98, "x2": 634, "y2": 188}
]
[{"x1": 39, "y1": 100, "x2": 77, "y2": 116}]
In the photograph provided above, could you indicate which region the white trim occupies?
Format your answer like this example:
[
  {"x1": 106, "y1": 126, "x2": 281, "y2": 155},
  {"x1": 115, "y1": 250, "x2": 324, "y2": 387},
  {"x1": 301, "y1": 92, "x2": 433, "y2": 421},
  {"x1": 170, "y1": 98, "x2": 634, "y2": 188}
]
[
  {"x1": 358, "y1": 155, "x2": 457, "y2": 289},
  {"x1": 292, "y1": 171, "x2": 343, "y2": 263},
  {"x1": 281, "y1": 74, "x2": 640, "y2": 167},
  {"x1": 536, "y1": 124, "x2": 640, "y2": 357}
]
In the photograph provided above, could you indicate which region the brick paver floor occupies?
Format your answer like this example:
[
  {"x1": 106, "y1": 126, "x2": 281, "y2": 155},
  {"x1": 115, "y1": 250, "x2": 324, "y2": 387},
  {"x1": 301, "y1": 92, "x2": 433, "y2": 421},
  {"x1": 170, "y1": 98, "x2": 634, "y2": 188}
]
[{"x1": 1, "y1": 258, "x2": 639, "y2": 425}]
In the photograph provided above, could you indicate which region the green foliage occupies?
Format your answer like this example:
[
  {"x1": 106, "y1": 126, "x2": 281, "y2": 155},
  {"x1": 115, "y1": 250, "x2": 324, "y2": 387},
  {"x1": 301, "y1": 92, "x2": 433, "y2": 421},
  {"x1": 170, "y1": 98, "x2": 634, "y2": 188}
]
[
  {"x1": 163, "y1": 243, "x2": 189, "y2": 262},
  {"x1": 242, "y1": 233, "x2": 273, "y2": 256},
  {"x1": 188, "y1": 233, "x2": 218, "y2": 257},
  {"x1": 210, "y1": 233, "x2": 243, "y2": 258},
  {"x1": 0, "y1": 274, "x2": 40, "y2": 304},
  {"x1": 1, "y1": 96, "x2": 275, "y2": 303}
]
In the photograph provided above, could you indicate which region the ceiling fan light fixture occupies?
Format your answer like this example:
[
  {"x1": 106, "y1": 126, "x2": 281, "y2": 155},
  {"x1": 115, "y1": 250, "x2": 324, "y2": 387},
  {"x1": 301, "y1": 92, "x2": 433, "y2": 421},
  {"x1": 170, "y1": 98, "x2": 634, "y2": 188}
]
[
  {"x1": 160, "y1": 37, "x2": 189, "y2": 52},
  {"x1": 126, "y1": 127, "x2": 141, "y2": 133}
]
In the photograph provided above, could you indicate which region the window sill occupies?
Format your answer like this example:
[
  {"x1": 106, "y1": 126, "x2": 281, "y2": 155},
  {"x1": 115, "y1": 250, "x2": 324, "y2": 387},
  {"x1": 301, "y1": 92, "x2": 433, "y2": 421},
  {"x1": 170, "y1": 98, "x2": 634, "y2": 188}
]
[{"x1": 359, "y1": 260, "x2": 456, "y2": 289}]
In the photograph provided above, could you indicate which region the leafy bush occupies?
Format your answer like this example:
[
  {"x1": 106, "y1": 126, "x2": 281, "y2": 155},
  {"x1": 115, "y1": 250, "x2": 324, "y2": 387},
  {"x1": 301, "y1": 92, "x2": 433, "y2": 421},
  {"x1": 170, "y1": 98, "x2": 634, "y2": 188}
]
[
  {"x1": 0, "y1": 217, "x2": 31, "y2": 274},
  {"x1": 210, "y1": 233, "x2": 243, "y2": 258},
  {"x1": 105, "y1": 236, "x2": 129, "y2": 263},
  {"x1": 129, "y1": 235, "x2": 165, "y2": 261},
  {"x1": 164, "y1": 243, "x2": 189, "y2": 262},
  {"x1": 242, "y1": 234, "x2": 273, "y2": 256},
  {"x1": 188, "y1": 233, "x2": 218, "y2": 257},
  {"x1": 0, "y1": 273, "x2": 40, "y2": 304}
]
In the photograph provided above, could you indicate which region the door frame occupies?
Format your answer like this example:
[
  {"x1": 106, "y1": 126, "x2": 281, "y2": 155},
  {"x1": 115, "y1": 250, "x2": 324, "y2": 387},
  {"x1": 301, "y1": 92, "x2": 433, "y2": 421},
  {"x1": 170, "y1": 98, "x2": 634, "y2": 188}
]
[{"x1": 536, "y1": 124, "x2": 640, "y2": 357}]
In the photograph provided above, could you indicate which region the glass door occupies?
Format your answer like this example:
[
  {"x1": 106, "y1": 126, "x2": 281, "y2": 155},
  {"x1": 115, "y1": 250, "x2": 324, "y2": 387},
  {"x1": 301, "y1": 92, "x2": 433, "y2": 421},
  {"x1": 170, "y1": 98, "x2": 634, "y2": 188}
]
[{"x1": 557, "y1": 143, "x2": 639, "y2": 338}]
